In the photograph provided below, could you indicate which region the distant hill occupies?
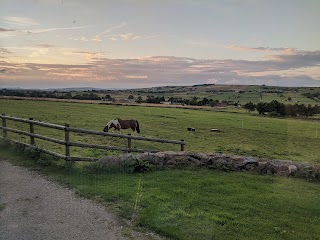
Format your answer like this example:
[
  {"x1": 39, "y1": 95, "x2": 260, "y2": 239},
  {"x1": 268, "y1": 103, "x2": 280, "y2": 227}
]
[
  {"x1": 2, "y1": 84, "x2": 318, "y2": 93},
  {"x1": 45, "y1": 87, "x2": 107, "y2": 92},
  {"x1": 1, "y1": 84, "x2": 319, "y2": 107},
  {"x1": 0, "y1": 87, "x2": 107, "y2": 92},
  {"x1": 125, "y1": 84, "x2": 319, "y2": 93}
]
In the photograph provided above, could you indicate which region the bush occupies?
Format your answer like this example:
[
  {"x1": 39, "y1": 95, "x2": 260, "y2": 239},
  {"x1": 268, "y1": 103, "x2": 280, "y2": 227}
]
[
  {"x1": 84, "y1": 158, "x2": 154, "y2": 174},
  {"x1": 127, "y1": 159, "x2": 152, "y2": 173},
  {"x1": 24, "y1": 146, "x2": 41, "y2": 159}
]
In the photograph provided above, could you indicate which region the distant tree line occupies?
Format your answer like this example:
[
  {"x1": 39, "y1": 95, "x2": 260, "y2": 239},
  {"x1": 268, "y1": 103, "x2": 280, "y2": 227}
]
[
  {"x1": 0, "y1": 89, "x2": 102, "y2": 100},
  {"x1": 125, "y1": 95, "x2": 233, "y2": 107},
  {"x1": 71, "y1": 92, "x2": 101, "y2": 100},
  {"x1": 146, "y1": 95, "x2": 165, "y2": 103},
  {"x1": 0, "y1": 89, "x2": 58, "y2": 98},
  {"x1": 3, "y1": 89, "x2": 318, "y2": 118},
  {"x1": 302, "y1": 92, "x2": 320, "y2": 102},
  {"x1": 168, "y1": 97, "x2": 229, "y2": 107},
  {"x1": 243, "y1": 100, "x2": 320, "y2": 117}
]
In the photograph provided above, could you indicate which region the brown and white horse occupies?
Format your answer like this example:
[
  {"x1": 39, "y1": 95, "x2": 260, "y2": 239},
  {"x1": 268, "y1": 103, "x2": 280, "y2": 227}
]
[{"x1": 103, "y1": 119, "x2": 140, "y2": 133}]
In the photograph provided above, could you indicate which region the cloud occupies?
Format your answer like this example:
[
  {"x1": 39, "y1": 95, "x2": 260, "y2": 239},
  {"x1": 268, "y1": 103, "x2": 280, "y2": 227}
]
[
  {"x1": 27, "y1": 25, "x2": 93, "y2": 34},
  {"x1": 110, "y1": 33, "x2": 159, "y2": 41},
  {"x1": 0, "y1": 48, "x2": 13, "y2": 54},
  {"x1": 68, "y1": 51, "x2": 105, "y2": 59},
  {"x1": 93, "y1": 22, "x2": 127, "y2": 40},
  {"x1": 29, "y1": 48, "x2": 49, "y2": 58},
  {"x1": 100, "y1": 22, "x2": 127, "y2": 35},
  {"x1": 71, "y1": 36, "x2": 102, "y2": 42},
  {"x1": 226, "y1": 45, "x2": 296, "y2": 54},
  {"x1": 71, "y1": 22, "x2": 127, "y2": 42},
  {"x1": 244, "y1": 50, "x2": 320, "y2": 72},
  {"x1": 0, "y1": 28, "x2": 15, "y2": 32},
  {"x1": 88, "y1": 54, "x2": 320, "y2": 87},
  {"x1": 36, "y1": 44, "x2": 56, "y2": 48},
  {"x1": 1, "y1": 49, "x2": 319, "y2": 88},
  {"x1": 125, "y1": 75, "x2": 148, "y2": 79},
  {"x1": 110, "y1": 33, "x2": 142, "y2": 41},
  {"x1": 3, "y1": 16, "x2": 39, "y2": 27},
  {"x1": 269, "y1": 50, "x2": 320, "y2": 64}
]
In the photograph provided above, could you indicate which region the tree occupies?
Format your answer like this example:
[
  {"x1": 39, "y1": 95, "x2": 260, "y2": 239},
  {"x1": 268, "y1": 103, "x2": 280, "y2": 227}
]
[
  {"x1": 267, "y1": 100, "x2": 286, "y2": 116},
  {"x1": 105, "y1": 94, "x2": 112, "y2": 101},
  {"x1": 189, "y1": 96, "x2": 198, "y2": 106},
  {"x1": 286, "y1": 104, "x2": 298, "y2": 117},
  {"x1": 146, "y1": 95, "x2": 164, "y2": 103},
  {"x1": 137, "y1": 96, "x2": 143, "y2": 103},
  {"x1": 64, "y1": 92, "x2": 72, "y2": 99},
  {"x1": 200, "y1": 97, "x2": 209, "y2": 106},
  {"x1": 243, "y1": 102, "x2": 256, "y2": 113},
  {"x1": 209, "y1": 99, "x2": 219, "y2": 107},
  {"x1": 256, "y1": 102, "x2": 268, "y2": 115}
]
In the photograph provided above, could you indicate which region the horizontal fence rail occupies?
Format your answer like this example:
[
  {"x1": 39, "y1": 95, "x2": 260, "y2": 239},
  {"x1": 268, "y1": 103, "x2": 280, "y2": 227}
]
[{"x1": 0, "y1": 113, "x2": 185, "y2": 162}]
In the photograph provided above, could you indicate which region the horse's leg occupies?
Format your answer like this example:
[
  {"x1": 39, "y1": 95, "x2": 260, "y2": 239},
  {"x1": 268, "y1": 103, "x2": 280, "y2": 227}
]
[
  {"x1": 130, "y1": 126, "x2": 136, "y2": 136},
  {"x1": 116, "y1": 124, "x2": 121, "y2": 134}
]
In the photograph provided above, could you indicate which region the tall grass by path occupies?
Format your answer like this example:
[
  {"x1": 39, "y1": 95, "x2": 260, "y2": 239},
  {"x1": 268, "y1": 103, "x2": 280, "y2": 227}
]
[
  {"x1": 0, "y1": 98, "x2": 319, "y2": 163},
  {"x1": 1, "y1": 146, "x2": 319, "y2": 240},
  {"x1": 138, "y1": 170, "x2": 320, "y2": 240}
]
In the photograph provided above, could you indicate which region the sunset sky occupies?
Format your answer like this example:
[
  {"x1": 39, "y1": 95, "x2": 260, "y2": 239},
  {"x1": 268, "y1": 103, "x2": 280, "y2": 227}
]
[{"x1": 1, "y1": 0, "x2": 320, "y2": 89}]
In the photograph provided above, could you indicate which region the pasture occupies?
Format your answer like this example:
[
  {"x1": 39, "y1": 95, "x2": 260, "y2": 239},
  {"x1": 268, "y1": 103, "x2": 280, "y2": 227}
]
[
  {"x1": 1, "y1": 98, "x2": 320, "y2": 240},
  {"x1": 0, "y1": 98, "x2": 319, "y2": 164},
  {"x1": 112, "y1": 84, "x2": 320, "y2": 106}
]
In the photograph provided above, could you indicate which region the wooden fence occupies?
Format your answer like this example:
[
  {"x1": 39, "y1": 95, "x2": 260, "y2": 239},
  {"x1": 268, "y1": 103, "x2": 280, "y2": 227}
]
[{"x1": 0, "y1": 114, "x2": 185, "y2": 162}]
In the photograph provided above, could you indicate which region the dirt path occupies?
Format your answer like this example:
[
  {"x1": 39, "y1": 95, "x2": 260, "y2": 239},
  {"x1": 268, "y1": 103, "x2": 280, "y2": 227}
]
[{"x1": 0, "y1": 160, "x2": 162, "y2": 240}]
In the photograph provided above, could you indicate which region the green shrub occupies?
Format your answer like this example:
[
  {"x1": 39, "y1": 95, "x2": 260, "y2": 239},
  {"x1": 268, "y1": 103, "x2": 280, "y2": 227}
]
[{"x1": 127, "y1": 159, "x2": 153, "y2": 173}]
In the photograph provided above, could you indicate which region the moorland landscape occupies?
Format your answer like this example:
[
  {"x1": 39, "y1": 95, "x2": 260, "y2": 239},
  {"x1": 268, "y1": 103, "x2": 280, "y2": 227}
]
[{"x1": 2, "y1": 1, "x2": 320, "y2": 239}]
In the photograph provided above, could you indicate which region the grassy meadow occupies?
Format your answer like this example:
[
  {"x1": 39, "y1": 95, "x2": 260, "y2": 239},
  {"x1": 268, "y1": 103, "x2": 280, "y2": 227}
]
[
  {"x1": 115, "y1": 84, "x2": 320, "y2": 106},
  {"x1": 0, "y1": 98, "x2": 319, "y2": 163},
  {"x1": 1, "y1": 98, "x2": 320, "y2": 240}
]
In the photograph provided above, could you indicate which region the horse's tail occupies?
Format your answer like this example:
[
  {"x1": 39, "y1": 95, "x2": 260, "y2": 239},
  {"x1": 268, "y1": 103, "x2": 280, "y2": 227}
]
[{"x1": 136, "y1": 120, "x2": 140, "y2": 133}]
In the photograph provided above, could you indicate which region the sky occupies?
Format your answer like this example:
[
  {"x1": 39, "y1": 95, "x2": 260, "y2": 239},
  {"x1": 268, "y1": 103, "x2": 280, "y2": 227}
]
[{"x1": 0, "y1": 0, "x2": 320, "y2": 89}]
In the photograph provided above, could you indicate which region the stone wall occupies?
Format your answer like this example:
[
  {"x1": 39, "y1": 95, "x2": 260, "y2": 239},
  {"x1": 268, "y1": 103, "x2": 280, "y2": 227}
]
[{"x1": 98, "y1": 151, "x2": 320, "y2": 180}]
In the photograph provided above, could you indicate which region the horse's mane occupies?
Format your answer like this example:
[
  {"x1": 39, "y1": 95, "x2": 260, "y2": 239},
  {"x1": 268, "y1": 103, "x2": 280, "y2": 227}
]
[{"x1": 106, "y1": 119, "x2": 118, "y2": 126}]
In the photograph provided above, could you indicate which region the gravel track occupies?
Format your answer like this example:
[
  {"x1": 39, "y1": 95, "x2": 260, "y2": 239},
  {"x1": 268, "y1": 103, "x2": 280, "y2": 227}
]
[{"x1": 0, "y1": 160, "x2": 162, "y2": 240}]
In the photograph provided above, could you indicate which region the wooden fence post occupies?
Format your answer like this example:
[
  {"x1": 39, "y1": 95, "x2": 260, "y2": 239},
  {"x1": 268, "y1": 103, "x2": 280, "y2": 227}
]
[
  {"x1": 65, "y1": 123, "x2": 70, "y2": 161},
  {"x1": 127, "y1": 134, "x2": 132, "y2": 153},
  {"x1": 1, "y1": 114, "x2": 7, "y2": 138},
  {"x1": 180, "y1": 140, "x2": 185, "y2": 151},
  {"x1": 29, "y1": 118, "x2": 35, "y2": 145}
]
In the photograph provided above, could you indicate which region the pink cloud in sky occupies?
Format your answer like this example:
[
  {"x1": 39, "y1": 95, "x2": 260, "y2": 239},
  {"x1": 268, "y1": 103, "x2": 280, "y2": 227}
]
[
  {"x1": 1, "y1": 49, "x2": 320, "y2": 88},
  {"x1": 226, "y1": 45, "x2": 296, "y2": 55},
  {"x1": 3, "y1": 16, "x2": 39, "y2": 27},
  {"x1": 0, "y1": 28, "x2": 16, "y2": 32}
]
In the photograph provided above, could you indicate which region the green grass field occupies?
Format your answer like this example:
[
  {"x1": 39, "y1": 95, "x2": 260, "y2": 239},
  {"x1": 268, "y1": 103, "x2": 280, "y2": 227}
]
[
  {"x1": 1, "y1": 98, "x2": 319, "y2": 164},
  {"x1": 1, "y1": 98, "x2": 320, "y2": 240},
  {"x1": 104, "y1": 85, "x2": 320, "y2": 106}
]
